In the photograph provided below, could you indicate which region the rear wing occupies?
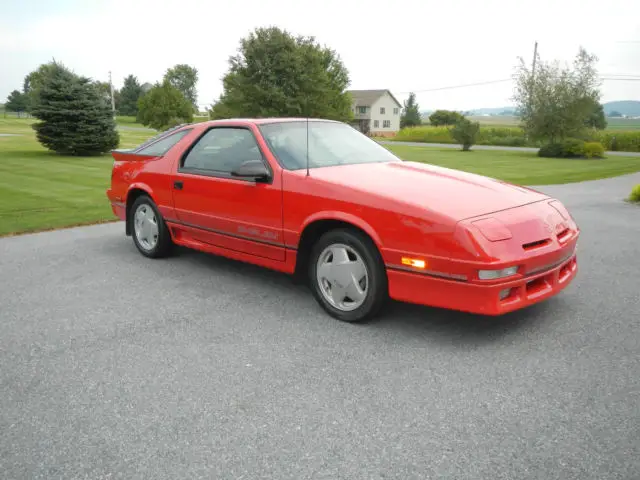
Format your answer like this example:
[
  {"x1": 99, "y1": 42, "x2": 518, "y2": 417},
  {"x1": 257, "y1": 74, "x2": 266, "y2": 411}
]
[{"x1": 111, "y1": 149, "x2": 159, "y2": 162}]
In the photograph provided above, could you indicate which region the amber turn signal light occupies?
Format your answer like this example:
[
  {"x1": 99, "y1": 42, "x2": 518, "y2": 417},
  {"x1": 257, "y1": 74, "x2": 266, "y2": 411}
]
[{"x1": 401, "y1": 257, "x2": 427, "y2": 269}]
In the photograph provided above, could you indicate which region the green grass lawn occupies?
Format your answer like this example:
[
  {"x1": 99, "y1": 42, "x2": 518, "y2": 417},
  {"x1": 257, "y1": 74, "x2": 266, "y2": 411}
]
[
  {"x1": 0, "y1": 118, "x2": 153, "y2": 236},
  {"x1": 2, "y1": 117, "x2": 640, "y2": 236},
  {"x1": 386, "y1": 144, "x2": 640, "y2": 185}
]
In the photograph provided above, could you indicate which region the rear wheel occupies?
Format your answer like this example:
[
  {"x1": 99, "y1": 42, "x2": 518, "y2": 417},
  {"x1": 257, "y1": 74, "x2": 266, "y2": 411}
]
[
  {"x1": 308, "y1": 228, "x2": 388, "y2": 322},
  {"x1": 130, "y1": 195, "x2": 173, "y2": 258}
]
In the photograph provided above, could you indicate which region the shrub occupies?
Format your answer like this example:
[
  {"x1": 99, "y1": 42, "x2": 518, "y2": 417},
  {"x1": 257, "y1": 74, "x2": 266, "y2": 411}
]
[
  {"x1": 538, "y1": 142, "x2": 565, "y2": 158},
  {"x1": 562, "y1": 138, "x2": 586, "y2": 157},
  {"x1": 583, "y1": 142, "x2": 605, "y2": 158},
  {"x1": 629, "y1": 184, "x2": 640, "y2": 203},
  {"x1": 449, "y1": 118, "x2": 480, "y2": 151},
  {"x1": 538, "y1": 139, "x2": 586, "y2": 158}
]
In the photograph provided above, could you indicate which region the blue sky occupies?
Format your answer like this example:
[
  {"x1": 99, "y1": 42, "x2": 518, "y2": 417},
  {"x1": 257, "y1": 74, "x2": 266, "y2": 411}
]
[{"x1": 1, "y1": 0, "x2": 639, "y2": 111}]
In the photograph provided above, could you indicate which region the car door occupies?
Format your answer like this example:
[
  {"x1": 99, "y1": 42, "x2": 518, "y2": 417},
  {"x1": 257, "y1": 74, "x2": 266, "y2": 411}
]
[{"x1": 169, "y1": 125, "x2": 285, "y2": 262}]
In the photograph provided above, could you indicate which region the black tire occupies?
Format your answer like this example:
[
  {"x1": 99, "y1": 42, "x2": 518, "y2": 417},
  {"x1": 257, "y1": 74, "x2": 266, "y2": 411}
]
[
  {"x1": 129, "y1": 195, "x2": 173, "y2": 258},
  {"x1": 308, "y1": 228, "x2": 388, "y2": 322}
]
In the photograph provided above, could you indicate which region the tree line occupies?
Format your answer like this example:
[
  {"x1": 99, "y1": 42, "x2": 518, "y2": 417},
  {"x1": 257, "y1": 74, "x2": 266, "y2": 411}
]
[{"x1": 3, "y1": 25, "x2": 608, "y2": 159}]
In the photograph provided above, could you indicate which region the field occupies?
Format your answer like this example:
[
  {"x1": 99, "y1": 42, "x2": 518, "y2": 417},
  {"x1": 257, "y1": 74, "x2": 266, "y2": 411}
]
[
  {"x1": 462, "y1": 115, "x2": 640, "y2": 131},
  {"x1": 397, "y1": 123, "x2": 640, "y2": 152},
  {"x1": 2, "y1": 116, "x2": 640, "y2": 236}
]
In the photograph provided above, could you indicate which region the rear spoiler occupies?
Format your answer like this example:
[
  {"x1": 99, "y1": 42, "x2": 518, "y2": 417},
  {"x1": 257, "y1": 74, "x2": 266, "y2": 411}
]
[{"x1": 111, "y1": 149, "x2": 159, "y2": 162}]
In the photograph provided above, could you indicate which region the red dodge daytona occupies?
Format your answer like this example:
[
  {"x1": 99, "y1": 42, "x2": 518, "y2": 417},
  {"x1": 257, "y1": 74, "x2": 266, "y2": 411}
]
[{"x1": 107, "y1": 118, "x2": 579, "y2": 322}]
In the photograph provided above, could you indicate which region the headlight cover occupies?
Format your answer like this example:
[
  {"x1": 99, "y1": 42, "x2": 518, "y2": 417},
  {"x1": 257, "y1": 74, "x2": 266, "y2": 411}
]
[{"x1": 478, "y1": 266, "x2": 519, "y2": 280}]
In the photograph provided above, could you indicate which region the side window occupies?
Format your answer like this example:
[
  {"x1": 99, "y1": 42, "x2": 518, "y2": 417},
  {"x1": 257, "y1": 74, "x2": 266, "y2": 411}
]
[
  {"x1": 181, "y1": 127, "x2": 262, "y2": 174},
  {"x1": 137, "y1": 129, "x2": 192, "y2": 156}
]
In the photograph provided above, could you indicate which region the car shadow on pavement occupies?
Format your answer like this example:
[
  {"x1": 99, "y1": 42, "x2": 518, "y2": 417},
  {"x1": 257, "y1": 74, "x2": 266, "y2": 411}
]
[
  {"x1": 160, "y1": 246, "x2": 561, "y2": 345},
  {"x1": 368, "y1": 298, "x2": 560, "y2": 345}
]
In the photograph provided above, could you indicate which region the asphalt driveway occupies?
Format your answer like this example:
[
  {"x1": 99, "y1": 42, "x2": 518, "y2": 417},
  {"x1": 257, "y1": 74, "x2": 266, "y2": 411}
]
[{"x1": 1, "y1": 173, "x2": 639, "y2": 479}]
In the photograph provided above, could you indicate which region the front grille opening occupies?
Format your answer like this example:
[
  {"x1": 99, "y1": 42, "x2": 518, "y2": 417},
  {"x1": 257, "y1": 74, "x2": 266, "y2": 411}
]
[
  {"x1": 526, "y1": 275, "x2": 551, "y2": 296},
  {"x1": 522, "y1": 238, "x2": 551, "y2": 250}
]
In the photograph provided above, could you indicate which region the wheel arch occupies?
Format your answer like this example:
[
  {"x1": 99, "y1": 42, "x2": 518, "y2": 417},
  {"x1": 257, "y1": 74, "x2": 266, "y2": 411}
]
[
  {"x1": 293, "y1": 213, "x2": 384, "y2": 280},
  {"x1": 125, "y1": 184, "x2": 154, "y2": 236}
]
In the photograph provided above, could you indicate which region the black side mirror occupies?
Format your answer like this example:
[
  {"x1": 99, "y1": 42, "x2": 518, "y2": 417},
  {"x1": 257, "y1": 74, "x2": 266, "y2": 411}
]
[{"x1": 231, "y1": 160, "x2": 270, "y2": 182}]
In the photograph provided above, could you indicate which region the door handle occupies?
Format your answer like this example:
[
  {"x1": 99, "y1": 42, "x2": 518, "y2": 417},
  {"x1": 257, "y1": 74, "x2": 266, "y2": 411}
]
[{"x1": 173, "y1": 180, "x2": 183, "y2": 190}]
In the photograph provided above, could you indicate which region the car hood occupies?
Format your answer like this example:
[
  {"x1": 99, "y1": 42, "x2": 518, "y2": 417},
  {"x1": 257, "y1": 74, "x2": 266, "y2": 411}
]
[{"x1": 308, "y1": 160, "x2": 550, "y2": 221}]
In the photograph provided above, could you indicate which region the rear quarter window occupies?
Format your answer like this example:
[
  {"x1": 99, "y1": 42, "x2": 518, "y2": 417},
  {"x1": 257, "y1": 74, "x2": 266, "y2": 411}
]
[{"x1": 136, "y1": 128, "x2": 193, "y2": 156}]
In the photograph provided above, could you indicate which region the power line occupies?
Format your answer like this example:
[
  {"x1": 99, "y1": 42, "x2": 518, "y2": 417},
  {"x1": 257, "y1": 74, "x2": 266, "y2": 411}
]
[
  {"x1": 394, "y1": 75, "x2": 640, "y2": 96},
  {"x1": 395, "y1": 78, "x2": 513, "y2": 95}
]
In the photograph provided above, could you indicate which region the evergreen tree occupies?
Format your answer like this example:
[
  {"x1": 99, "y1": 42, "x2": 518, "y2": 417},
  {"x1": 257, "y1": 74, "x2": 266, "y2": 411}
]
[
  {"x1": 400, "y1": 92, "x2": 422, "y2": 128},
  {"x1": 119, "y1": 74, "x2": 144, "y2": 116},
  {"x1": 31, "y1": 62, "x2": 120, "y2": 155}
]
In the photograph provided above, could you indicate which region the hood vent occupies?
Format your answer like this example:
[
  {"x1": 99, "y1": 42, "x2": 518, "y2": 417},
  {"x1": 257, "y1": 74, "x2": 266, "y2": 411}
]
[{"x1": 522, "y1": 238, "x2": 551, "y2": 251}]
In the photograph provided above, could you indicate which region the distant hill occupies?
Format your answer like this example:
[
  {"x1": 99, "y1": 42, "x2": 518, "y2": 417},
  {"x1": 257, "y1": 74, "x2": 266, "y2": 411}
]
[
  {"x1": 419, "y1": 101, "x2": 640, "y2": 120},
  {"x1": 467, "y1": 106, "x2": 516, "y2": 116},
  {"x1": 602, "y1": 101, "x2": 640, "y2": 117}
]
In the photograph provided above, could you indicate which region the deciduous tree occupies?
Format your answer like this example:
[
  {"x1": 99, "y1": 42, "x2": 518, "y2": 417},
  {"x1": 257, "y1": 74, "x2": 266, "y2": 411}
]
[
  {"x1": 164, "y1": 64, "x2": 198, "y2": 111},
  {"x1": 137, "y1": 80, "x2": 194, "y2": 131},
  {"x1": 585, "y1": 99, "x2": 607, "y2": 130},
  {"x1": 513, "y1": 47, "x2": 602, "y2": 143},
  {"x1": 209, "y1": 26, "x2": 353, "y2": 121},
  {"x1": 428, "y1": 109, "x2": 464, "y2": 126},
  {"x1": 5, "y1": 90, "x2": 29, "y2": 112}
]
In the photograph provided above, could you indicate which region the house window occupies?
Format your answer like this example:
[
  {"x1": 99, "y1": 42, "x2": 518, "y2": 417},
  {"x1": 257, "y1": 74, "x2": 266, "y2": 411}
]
[
  {"x1": 393, "y1": 108, "x2": 399, "y2": 115},
  {"x1": 383, "y1": 120, "x2": 391, "y2": 128},
  {"x1": 380, "y1": 107, "x2": 385, "y2": 114},
  {"x1": 374, "y1": 120, "x2": 379, "y2": 128},
  {"x1": 357, "y1": 106, "x2": 367, "y2": 114}
]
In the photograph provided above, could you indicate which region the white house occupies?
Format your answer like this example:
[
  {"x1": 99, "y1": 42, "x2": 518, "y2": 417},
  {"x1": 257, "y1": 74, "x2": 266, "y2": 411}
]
[{"x1": 347, "y1": 89, "x2": 403, "y2": 137}]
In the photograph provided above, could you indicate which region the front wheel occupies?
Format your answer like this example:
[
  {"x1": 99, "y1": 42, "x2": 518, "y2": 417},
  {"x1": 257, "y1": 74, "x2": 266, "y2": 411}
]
[
  {"x1": 308, "y1": 228, "x2": 388, "y2": 322},
  {"x1": 130, "y1": 195, "x2": 173, "y2": 258}
]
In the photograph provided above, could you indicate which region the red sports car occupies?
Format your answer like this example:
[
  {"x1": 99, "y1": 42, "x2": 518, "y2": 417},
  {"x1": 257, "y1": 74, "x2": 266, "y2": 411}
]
[{"x1": 106, "y1": 118, "x2": 579, "y2": 322}]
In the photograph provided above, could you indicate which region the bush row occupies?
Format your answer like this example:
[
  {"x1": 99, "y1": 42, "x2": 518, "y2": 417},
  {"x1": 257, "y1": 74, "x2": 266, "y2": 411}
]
[{"x1": 394, "y1": 126, "x2": 640, "y2": 152}]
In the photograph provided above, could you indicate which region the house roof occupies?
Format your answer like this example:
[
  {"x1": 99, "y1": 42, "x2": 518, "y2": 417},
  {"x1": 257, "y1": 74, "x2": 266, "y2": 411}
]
[{"x1": 347, "y1": 89, "x2": 402, "y2": 108}]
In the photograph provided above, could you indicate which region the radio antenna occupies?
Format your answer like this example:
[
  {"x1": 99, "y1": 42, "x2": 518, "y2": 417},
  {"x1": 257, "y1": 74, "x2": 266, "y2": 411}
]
[{"x1": 305, "y1": 114, "x2": 310, "y2": 177}]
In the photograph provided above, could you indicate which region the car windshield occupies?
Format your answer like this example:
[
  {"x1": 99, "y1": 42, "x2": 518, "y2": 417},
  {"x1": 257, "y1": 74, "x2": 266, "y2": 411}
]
[{"x1": 258, "y1": 121, "x2": 400, "y2": 170}]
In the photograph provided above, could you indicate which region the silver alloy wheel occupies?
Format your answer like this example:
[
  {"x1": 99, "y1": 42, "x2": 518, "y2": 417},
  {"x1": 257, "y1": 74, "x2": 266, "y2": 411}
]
[
  {"x1": 133, "y1": 203, "x2": 159, "y2": 251},
  {"x1": 316, "y1": 243, "x2": 369, "y2": 312}
]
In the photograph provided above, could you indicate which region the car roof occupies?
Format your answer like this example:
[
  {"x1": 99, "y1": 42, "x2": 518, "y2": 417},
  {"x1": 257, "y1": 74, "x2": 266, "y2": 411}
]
[{"x1": 195, "y1": 117, "x2": 343, "y2": 126}]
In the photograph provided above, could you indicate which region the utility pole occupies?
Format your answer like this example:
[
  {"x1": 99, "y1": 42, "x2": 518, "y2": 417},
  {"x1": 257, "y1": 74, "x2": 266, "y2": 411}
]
[
  {"x1": 531, "y1": 41, "x2": 538, "y2": 78},
  {"x1": 108, "y1": 70, "x2": 116, "y2": 120}
]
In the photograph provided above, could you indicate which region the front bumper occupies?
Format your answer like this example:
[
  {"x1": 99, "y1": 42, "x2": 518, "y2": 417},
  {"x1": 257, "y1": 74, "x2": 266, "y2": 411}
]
[{"x1": 387, "y1": 250, "x2": 578, "y2": 316}]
